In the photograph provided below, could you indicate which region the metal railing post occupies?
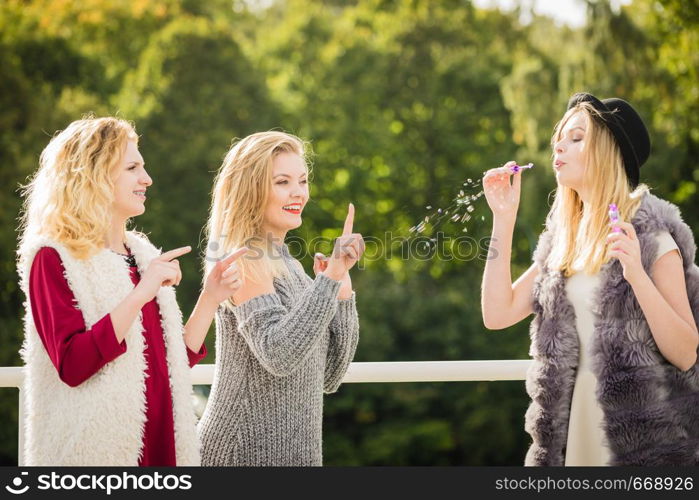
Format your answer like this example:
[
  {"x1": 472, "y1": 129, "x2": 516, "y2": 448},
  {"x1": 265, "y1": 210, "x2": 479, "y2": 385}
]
[{"x1": 17, "y1": 387, "x2": 24, "y2": 466}]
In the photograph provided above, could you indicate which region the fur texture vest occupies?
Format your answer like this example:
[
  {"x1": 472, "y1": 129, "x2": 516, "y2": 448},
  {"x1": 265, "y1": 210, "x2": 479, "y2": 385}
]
[
  {"x1": 524, "y1": 192, "x2": 699, "y2": 465},
  {"x1": 18, "y1": 231, "x2": 200, "y2": 466}
]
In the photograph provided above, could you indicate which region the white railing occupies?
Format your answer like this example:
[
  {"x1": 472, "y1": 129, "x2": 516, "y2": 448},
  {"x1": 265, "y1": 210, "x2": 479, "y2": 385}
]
[{"x1": 0, "y1": 360, "x2": 532, "y2": 465}]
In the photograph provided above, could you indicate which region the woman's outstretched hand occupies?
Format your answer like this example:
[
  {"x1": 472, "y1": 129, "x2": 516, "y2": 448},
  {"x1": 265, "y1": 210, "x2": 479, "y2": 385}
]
[
  {"x1": 203, "y1": 247, "x2": 250, "y2": 304},
  {"x1": 135, "y1": 246, "x2": 192, "y2": 303}
]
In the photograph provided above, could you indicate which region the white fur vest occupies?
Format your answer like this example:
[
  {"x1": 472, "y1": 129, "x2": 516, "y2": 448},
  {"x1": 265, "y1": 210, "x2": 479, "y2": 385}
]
[
  {"x1": 18, "y1": 231, "x2": 200, "y2": 466},
  {"x1": 525, "y1": 193, "x2": 699, "y2": 465}
]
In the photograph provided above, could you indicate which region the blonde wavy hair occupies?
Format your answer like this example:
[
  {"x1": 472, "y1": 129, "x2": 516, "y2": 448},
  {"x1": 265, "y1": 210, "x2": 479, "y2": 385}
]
[
  {"x1": 547, "y1": 102, "x2": 649, "y2": 277},
  {"x1": 18, "y1": 116, "x2": 138, "y2": 265},
  {"x1": 205, "y1": 131, "x2": 310, "y2": 294}
]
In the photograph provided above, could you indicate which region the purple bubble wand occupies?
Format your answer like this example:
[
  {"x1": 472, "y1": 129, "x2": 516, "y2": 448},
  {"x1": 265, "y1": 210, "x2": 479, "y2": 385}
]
[
  {"x1": 510, "y1": 162, "x2": 534, "y2": 173},
  {"x1": 609, "y1": 203, "x2": 622, "y2": 233}
]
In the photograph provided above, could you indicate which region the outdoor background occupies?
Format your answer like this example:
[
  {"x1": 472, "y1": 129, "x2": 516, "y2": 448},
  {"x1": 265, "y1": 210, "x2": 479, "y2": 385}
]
[{"x1": 0, "y1": 0, "x2": 697, "y2": 465}]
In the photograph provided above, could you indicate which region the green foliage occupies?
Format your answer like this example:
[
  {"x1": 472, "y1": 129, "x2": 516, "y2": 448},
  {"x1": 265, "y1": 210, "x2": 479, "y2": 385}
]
[{"x1": 0, "y1": 0, "x2": 696, "y2": 465}]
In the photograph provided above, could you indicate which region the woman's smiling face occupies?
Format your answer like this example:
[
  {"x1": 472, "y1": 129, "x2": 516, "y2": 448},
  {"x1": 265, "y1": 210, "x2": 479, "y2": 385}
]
[
  {"x1": 262, "y1": 151, "x2": 309, "y2": 241},
  {"x1": 112, "y1": 140, "x2": 152, "y2": 220}
]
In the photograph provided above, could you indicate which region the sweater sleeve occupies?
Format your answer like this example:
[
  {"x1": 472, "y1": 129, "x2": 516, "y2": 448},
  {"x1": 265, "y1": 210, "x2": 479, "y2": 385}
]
[
  {"x1": 28, "y1": 247, "x2": 127, "y2": 387},
  {"x1": 323, "y1": 292, "x2": 359, "y2": 393},
  {"x1": 233, "y1": 273, "x2": 341, "y2": 377}
]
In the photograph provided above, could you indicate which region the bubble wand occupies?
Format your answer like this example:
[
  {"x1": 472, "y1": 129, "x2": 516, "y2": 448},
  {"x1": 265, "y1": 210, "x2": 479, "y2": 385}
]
[
  {"x1": 609, "y1": 203, "x2": 622, "y2": 233},
  {"x1": 509, "y1": 162, "x2": 534, "y2": 174}
]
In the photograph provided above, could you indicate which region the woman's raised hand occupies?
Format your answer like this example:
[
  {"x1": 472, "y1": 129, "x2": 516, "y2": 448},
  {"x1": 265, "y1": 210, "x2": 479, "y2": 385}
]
[
  {"x1": 323, "y1": 203, "x2": 365, "y2": 281},
  {"x1": 483, "y1": 161, "x2": 522, "y2": 220},
  {"x1": 134, "y1": 246, "x2": 192, "y2": 303},
  {"x1": 203, "y1": 247, "x2": 250, "y2": 304}
]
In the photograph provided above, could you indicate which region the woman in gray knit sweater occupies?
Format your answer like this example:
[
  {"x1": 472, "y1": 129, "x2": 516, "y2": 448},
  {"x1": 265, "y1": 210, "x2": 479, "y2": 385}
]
[{"x1": 198, "y1": 131, "x2": 364, "y2": 466}]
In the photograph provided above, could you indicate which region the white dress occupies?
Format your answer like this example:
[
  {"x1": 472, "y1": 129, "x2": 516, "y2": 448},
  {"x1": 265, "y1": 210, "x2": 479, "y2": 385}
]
[{"x1": 563, "y1": 231, "x2": 680, "y2": 466}]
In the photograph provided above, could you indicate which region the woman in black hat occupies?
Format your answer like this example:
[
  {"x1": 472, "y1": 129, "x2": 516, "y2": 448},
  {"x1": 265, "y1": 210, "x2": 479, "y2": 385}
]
[{"x1": 480, "y1": 93, "x2": 699, "y2": 465}]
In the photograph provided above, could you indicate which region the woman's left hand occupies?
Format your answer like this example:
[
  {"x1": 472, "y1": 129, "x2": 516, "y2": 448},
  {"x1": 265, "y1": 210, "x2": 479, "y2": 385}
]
[
  {"x1": 606, "y1": 220, "x2": 646, "y2": 284},
  {"x1": 314, "y1": 252, "x2": 353, "y2": 299},
  {"x1": 202, "y1": 247, "x2": 250, "y2": 304}
]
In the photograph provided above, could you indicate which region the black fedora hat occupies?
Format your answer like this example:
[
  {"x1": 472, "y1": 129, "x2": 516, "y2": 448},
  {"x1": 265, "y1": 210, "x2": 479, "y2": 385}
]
[{"x1": 567, "y1": 92, "x2": 650, "y2": 188}]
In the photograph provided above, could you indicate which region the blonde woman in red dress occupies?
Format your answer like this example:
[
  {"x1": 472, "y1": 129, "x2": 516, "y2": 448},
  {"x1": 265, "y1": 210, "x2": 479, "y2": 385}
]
[{"x1": 17, "y1": 116, "x2": 247, "y2": 465}]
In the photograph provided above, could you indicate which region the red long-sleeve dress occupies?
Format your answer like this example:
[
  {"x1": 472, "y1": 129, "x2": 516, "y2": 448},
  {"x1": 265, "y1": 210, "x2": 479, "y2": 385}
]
[{"x1": 28, "y1": 246, "x2": 206, "y2": 466}]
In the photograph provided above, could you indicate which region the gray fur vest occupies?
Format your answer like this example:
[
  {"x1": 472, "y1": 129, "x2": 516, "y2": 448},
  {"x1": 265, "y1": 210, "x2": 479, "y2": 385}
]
[{"x1": 524, "y1": 192, "x2": 699, "y2": 466}]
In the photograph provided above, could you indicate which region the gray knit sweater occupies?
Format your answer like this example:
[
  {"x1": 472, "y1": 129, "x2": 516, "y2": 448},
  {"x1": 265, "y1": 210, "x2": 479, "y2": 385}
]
[{"x1": 197, "y1": 244, "x2": 359, "y2": 466}]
